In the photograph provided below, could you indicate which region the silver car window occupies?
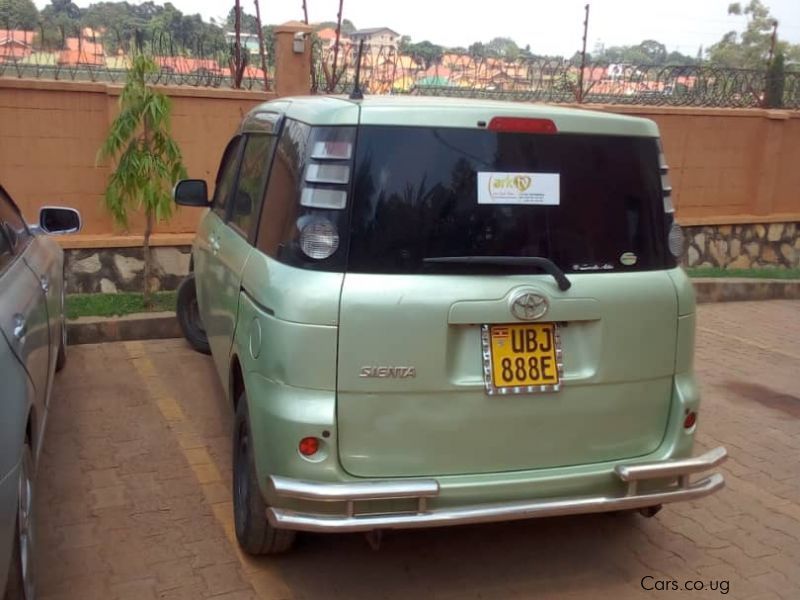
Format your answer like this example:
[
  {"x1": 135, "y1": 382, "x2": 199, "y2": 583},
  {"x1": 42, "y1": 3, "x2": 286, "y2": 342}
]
[{"x1": 0, "y1": 188, "x2": 32, "y2": 256}]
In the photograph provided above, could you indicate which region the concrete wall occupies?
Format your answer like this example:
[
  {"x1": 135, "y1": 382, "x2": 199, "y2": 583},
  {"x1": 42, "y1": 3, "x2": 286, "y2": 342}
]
[
  {"x1": 0, "y1": 78, "x2": 273, "y2": 246},
  {"x1": 601, "y1": 106, "x2": 800, "y2": 227},
  {"x1": 1, "y1": 78, "x2": 798, "y2": 251}
]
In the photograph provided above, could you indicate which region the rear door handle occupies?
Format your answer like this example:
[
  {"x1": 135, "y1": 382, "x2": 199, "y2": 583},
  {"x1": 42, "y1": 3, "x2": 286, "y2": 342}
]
[
  {"x1": 12, "y1": 314, "x2": 26, "y2": 341},
  {"x1": 40, "y1": 275, "x2": 50, "y2": 293}
]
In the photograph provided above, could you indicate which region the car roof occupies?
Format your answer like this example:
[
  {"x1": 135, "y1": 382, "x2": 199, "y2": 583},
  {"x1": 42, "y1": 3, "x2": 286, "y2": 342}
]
[{"x1": 241, "y1": 95, "x2": 659, "y2": 137}]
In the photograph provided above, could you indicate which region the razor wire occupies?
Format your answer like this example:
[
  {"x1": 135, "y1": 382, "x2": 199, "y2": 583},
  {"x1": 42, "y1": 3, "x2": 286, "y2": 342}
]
[
  {"x1": 312, "y1": 43, "x2": 800, "y2": 109},
  {"x1": 0, "y1": 22, "x2": 272, "y2": 90}
]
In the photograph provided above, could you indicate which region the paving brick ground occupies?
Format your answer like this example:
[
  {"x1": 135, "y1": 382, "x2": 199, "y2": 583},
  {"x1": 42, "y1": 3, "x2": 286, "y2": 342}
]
[{"x1": 34, "y1": 301, "x2": 800, "y2": 600}]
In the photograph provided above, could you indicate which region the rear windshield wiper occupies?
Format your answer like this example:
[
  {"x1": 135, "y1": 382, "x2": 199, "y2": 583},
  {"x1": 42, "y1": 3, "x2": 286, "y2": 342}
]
[{"x1": 423, "y1": 256, "x2": 572, "y2": 291}]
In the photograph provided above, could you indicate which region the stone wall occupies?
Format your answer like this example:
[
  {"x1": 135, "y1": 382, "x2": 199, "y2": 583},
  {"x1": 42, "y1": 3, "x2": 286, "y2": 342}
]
[
  {"x1": 66, "y1": 246, "x2": 191, "y2": 293},
  {"x1": 63, "y1": 222, "x2": 799, "y2": 295},
  {"x1": 682, "y1": 222, "x2": 799, "y2": 269}
]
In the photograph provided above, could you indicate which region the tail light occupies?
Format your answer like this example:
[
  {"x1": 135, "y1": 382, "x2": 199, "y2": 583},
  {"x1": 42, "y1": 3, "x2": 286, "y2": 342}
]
[
  {"x1": 299, "y1": 218, "x2": 339, "y2": 260},
  {"x1": 487, "y1": 117, "x2": 557, "y2": 134},
  {"x1": 659, "y1": 142, "x2": 683, "y2": 258},
  {"x1": 668, "y1": 221, "x2": 684, "y2": 257},
  {"x1": 305, "y1": 163, "x2": 350, "y2": 185},
  {"x1": 299, "y1": 437, "x2": 320, "y2": 456},
  {"x1": 301, "y1": 187, "x2": 347, "y2": 209},
  {"x1": 292, "y1": 127, "x2": 355, "y2": 262},
  {"x1": 311, "y1": 140, "x2": 353, "y2": 160}
]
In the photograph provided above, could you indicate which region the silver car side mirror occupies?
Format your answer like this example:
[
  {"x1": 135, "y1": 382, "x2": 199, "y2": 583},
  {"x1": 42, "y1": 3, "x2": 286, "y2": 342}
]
[{"x1": 38, "y1": 206, "x2": 82, "y2": 235}]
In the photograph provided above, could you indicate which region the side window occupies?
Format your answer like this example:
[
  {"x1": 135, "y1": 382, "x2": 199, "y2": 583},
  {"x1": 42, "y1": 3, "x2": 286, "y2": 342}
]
[
  {"x1": 256, "y1": 120, "x2": 310, "y2": 257},
  {"x1": 0, "y1": 226, "x2": 12, "y2": 274},
  {"x1": 0, "y1": 188, "x2": 32, "y2": 255},
  {"x1": 212, "y1": 136, "x2": 244, "y2": 219},
  {"x1": 229, "y1": 134, "x2": 277, "y2": 241}
]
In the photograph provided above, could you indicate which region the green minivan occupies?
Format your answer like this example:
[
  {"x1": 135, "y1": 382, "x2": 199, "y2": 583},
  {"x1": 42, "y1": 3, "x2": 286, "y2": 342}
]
[{"x1": 174, "y1": 96, "x2": 727, "y2": 554}]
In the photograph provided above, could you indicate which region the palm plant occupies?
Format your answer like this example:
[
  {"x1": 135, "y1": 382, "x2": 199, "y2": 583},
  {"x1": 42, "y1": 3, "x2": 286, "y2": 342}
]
[{"x1": 98, "y1": 53, "x2": 186, "y2": 305}]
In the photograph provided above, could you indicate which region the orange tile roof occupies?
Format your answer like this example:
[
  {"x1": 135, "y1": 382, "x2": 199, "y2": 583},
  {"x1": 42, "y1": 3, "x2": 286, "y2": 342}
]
[
  {"x1": 221, "y1": 64, "x2": 267, "y2": 84},
  {"x1": 0, "y1": 29, "x2": 35, "y2": 45},
  {"x1": 317, "y1": 27, "x2": 349, "y2": 41},
  {"x1": 156, "y1": 56, "x2": 222, "y2": 75},
  {"x1": 58, "y1": 37, "x2": 105, "y2": 66},
  {"x1": 424, "y1": 64, "x2": 452, "y2": 78},
  {"x1": 0, "y1": 29, "x2": 35, "y2": 60}
]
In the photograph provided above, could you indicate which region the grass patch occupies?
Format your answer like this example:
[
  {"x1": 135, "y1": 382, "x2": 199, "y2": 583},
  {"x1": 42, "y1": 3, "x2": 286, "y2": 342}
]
[
  {"x1": 66, "y1": 291, "x2": 177, "y2": 319},
  {"x1": 686, "y1": 267, "x2": 800, "y2": 280}
]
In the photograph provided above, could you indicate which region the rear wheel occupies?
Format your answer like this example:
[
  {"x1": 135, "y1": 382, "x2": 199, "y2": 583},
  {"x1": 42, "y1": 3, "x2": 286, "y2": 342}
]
[
  {"x1": 4, "y1": 444, "x2": 35, "y2": 600},
  {"x1": 176, "y1": 274, "x2": 210, "y2": 355},
  {"x1": 232, "y1": 394, "x2": 295, "y2": 555}
]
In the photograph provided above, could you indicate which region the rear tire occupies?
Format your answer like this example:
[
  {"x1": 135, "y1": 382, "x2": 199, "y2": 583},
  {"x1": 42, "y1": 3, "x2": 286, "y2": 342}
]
[
  {"x1": 233, "y1": 394, "x2": 295, "y2": 555},
  {"x1": 4, "y1": 444, "x2": 34, "y2": 600},
  {"x1": 3, "y1": 521, "x2": 24, "y2": 600},
  {"x1": 176, "y1": 274, "x2": 210, "y2": 355}
]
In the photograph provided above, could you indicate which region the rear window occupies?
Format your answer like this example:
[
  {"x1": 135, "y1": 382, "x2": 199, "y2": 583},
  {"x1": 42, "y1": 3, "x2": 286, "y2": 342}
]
[{"x1": 347, "y1": 126, "x2": 673, "y2": 275}]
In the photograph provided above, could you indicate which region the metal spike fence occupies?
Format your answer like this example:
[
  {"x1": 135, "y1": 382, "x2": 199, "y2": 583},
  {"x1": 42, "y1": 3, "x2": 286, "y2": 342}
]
[
  {"x1": 0, "y1": 22, "x2": 272, "y2": 90},
  {"x1": 312, "y1": 43, "x2": 800, "y2": 109},
  {"x1": 3, "y1": 22, "x2": 799, "y2": 108}
]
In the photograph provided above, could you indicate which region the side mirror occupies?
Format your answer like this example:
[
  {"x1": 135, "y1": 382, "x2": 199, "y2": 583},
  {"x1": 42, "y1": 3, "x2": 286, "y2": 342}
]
[
  {"x1": 174, "y1": 180, "x2": 211, "y2": 207},
  {"x1": 39, "y1": 207, "x2": 81, "y2": 234}
]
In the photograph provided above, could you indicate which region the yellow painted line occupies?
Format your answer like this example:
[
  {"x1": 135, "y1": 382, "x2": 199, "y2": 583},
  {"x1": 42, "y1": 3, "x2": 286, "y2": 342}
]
[
  {"x1": 157, "y1": 397, "x2": 186, "y2": 423},
  {"x1": 184, "y1": 447, "x2": 214, "y2": 466},
  {"x1": 175, "y1": 431, "x2": 206, "y2": 450},
  {"x1": 699, "y1": 327, "x2": 800, "y2": 363},
  {"x1": 190, "y1": 462, "x2": 223, "y2": 485},
  {"x1": 124, "y1": 341, "x2": 291, "y2": 597}
]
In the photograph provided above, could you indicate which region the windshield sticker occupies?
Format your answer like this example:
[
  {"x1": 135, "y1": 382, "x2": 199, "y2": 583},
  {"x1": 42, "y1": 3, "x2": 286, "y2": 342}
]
[
  {"x1": 620, "y1": 252, "x2": 638, "y2": 266},
  {"x1": 477, "y1": 172, "x2": 560, "y2": 206}
]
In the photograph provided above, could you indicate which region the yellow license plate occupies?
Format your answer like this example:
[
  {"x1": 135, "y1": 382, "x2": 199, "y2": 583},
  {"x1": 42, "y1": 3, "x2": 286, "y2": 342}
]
[{"x1": 483, "y1": 323, "x2": 561, "y2": 394}]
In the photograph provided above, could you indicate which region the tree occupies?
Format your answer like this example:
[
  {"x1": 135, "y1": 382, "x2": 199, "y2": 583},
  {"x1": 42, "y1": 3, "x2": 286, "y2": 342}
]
[
  {"x1": 398, "y1": 34, "x2": 411, "y2": 52},
  {"x1": 226, "y1": 6, "x2": 259, "y2": 35},
  {"x1": 707, "y1": 1, "x2": 800, "y2": 68},
  {"x1": 98, "y1": 54, "x2": 186, "y2": 305},
  {"x1": 0, "y1": 0, "x2": 38, "y2": 28},
  {"x1": 41, "y1": 0, "x2": 81, "y2": 21},
  {"x1": 486, "y1": 36, "x2": 520, "y2": 60},
  {"x1": 403, "y1": 40, "x2": 443, "y2": 69},
  {"x1": 261, "y1": 24, "x2": 275, "y2": 66},
  {"x1": 316, "y1": 18, "x2": 355, "y2": 34},
  {"x1": 590, "y1": 39, "x2": 696, "y2": 66},
  {"x1": 83, "y1": 1, "x2": 147, "y2": 50},
  {"x1": 468, "y1": 41, "x2": 486, "y2": 57},
  {"x1": 639, "y1": 39, "x2": 667, "y2": 64},
  {"x1": 764, "y1": 52, "x2": 785, "y2": 108},
  {"x1": 665, "y1": 50, "x2": 697, "y2": 65},
  {"x1": 569, "y1": 50, "x2": 588, "y2": 64}
]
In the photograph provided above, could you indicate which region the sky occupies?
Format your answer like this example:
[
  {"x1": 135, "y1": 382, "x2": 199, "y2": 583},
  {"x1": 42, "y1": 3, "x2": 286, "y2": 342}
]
[{"x1": 33, "y1": 0, "x2": 800, "y2": 57}]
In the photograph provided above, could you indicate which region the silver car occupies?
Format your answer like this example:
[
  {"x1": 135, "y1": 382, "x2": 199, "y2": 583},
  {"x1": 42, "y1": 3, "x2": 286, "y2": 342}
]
[{"x1": 0, "y1": 185, "x2": 80, "y2": 600}]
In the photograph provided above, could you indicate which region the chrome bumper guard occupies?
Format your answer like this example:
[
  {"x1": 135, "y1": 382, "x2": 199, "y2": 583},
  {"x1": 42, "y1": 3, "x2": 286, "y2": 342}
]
[{"x1": 267, "y1": 446, "x2": 727, "y2": 533}]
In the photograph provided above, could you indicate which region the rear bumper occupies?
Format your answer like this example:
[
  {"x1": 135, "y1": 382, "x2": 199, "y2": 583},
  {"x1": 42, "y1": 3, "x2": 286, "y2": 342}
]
[{"x1": 266, "y1": 446, "x2": 727, "y2": 533}]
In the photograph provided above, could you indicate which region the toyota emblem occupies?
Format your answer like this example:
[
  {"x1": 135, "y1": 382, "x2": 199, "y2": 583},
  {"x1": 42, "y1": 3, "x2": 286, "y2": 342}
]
[{"x1": 510, "y1": 292, "x2": 549, "y2": 321}]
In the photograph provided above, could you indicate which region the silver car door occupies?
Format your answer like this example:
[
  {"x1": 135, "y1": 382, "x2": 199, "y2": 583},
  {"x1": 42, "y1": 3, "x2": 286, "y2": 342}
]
[{"x1": 0, "y1": 190, "x2": 50, "y2": 427}]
